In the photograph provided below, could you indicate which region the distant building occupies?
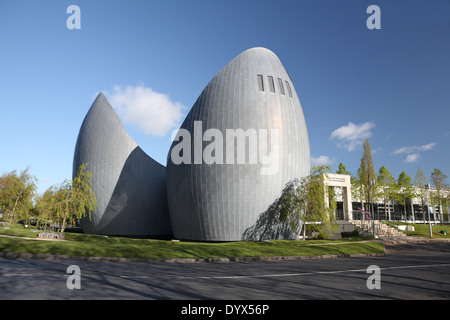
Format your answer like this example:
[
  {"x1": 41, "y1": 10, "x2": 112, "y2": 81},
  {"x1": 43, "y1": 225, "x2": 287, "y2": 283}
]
[{"x1": 324, "y1": 173, "x2": 449, "y2": 223}]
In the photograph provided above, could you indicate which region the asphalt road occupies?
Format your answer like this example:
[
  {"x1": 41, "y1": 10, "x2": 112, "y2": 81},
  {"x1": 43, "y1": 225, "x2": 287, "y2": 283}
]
[{"x1": 1, "y1": 242, "x2": 449, "y2": 303}]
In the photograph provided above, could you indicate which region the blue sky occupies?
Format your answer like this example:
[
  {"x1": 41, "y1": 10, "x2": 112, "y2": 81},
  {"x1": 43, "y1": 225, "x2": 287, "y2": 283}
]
[{"x1": 0, "y1": 0, "x2": 449, "y2": 194}]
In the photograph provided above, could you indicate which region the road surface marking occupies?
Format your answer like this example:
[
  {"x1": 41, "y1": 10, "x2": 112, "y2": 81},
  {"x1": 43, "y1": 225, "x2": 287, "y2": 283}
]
[{"x1": 175, "y1": 263, "x2": 450, "y2": 280}]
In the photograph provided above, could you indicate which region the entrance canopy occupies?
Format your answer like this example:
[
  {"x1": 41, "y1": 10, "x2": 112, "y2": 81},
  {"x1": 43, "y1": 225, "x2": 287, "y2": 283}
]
[{"x1": 323, "y1": 173, "x2": 353, "y2": 220}]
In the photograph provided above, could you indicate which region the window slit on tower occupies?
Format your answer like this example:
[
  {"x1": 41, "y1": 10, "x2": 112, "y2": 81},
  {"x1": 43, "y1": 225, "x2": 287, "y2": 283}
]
[
  {"x1": 268, "y1": 76, "x2": 275, "y2": 93},
  {"x1": 257, "y1": 74, "x2": 264, "y2": 91},
  {"x1": 278, "y1": 78, "x2": 285, "y2": 95},
  {"x1": 285, "y1": 81, "x2": 293, "y2": 97}
]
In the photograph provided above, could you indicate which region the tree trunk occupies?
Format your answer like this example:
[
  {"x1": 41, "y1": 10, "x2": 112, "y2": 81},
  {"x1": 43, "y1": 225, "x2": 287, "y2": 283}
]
[
  {"x1": 404, "y1": 201, "x2": 407, "y2": 222},
  {"x1": 60, "y1": 199, "x2": 69, "y2": 233},
  {"x1": 9, "y1": 196, "x2": 20, "y2": 224},
  {"x1": 302, "y1": 223, "x2": 306, "y2": 240}
]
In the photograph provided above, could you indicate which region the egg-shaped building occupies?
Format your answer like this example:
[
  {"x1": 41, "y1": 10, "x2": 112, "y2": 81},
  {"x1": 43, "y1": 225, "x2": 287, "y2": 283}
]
[
  {"x1": 73, "y1": 93, "x2": 172, "y2": 237},
  {"x1": 166, "y1": 47, "x2": 311, "y2": 241}
]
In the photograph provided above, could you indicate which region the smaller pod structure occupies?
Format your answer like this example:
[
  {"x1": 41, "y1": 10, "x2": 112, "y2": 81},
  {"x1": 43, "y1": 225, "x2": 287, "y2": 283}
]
[
  {"x1": 167, "y1": 47, "x2": 311, "y2": 241},
  {"x1": 73, "y1": 93, "x2": 172, "y2": 237}
]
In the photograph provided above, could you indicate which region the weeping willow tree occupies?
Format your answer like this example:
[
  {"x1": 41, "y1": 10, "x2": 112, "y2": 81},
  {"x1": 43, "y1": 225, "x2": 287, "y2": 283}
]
[
  {"x1": 37, "y1": 163, "x2": 97, "y2": 232},
  {"x1": 280, "y1": 166, "x2": 338, "y2": 240},
  {"x1": 61, "y1": 163, "x2": 97, "y2": 232}
]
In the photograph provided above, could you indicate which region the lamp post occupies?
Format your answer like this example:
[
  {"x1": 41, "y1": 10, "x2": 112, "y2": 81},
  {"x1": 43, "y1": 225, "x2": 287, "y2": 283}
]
[
  {"x1": 371, "y1": 179, "x2": 376, "y2": 239},
  {"x1": 425, "y1": 183, "x2": 433, "y2": 238}
]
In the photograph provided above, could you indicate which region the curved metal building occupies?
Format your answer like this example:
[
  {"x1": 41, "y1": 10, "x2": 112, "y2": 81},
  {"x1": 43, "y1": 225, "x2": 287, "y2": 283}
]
[
  {"x1": 73, "y1": 93, "x2": 172, "y2": 236},
  {"x1": 166, "y1": 47, "x2": 311, "y2": 241}
]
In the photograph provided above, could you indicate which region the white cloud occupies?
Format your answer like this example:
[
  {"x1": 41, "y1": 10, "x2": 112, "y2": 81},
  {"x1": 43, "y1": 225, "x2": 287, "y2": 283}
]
[
  {"x1": 403, "y1": 153, "x2": 420, "y2": 163},
  {"x1": 371, "y1": 146, "x2": 382, "y2": 155},
  {"x1": 311, "y1": 155, "x2": 336, "y2": 166},
  {"x1": 393, "y1": 142, "x2": 436, "y2": 154},
  {"x1": 107, "y1": 85, "x2": 186, "y2": 137},
  {"x1": 392, "y1": 142, "x2": 436, "y2": 163},
  {"x1": 330, "y1": 121, "x2": 375, "y2": 151}
]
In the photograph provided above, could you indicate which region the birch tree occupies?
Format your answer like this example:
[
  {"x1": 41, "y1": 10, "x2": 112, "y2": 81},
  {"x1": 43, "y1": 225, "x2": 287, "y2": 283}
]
[
  {"x1": 38, "y1": 163, "x2": 97, "y2": 232},
  {"x1": 395, "y1": 171, "x2": 417, "y2": 222},
  {"x1": 430, "y1": 169, "x2": 448, "y2": 225},
  {"x1": 357, "y1": 138, "x2": 376, "y2": 212},
  {"x1": 377, "y1": 165, "x2": 396, "y2": 221},
  {"x1": 414, "y1": 167, "x2": 428, "y2": 221},
  {"x1": 0, "y1": 168, "x2": 37, "y2": 223}
]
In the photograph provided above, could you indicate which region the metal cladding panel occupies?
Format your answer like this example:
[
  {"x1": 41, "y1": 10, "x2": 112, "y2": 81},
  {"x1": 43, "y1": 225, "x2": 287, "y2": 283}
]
[
  {"x1": 167, "y1": 47, "x2": 311, "y2": 241},
  {"x1": 73, "y1": 93, "x2": 172, "y2": 236}
]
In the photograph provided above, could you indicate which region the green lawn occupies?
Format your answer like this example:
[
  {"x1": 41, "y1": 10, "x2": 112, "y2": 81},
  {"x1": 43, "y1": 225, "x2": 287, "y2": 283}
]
[
  {"x1": 0, "y1": 224, "x2": 385, "y2": 260},
  {"x1": 385, "y1": 221, "x2": 450, "y2": 238}
]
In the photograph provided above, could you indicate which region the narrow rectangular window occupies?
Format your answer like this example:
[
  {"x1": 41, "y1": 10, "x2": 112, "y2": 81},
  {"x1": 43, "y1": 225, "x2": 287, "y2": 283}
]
[
  {"x1": 285, "y1": 81, "x2": 293, "y2": 97},
  {"x1": 257, "y1": 74, "x2": 264, "y2": 91},
  {"x1": 268, "y1": 76, "x2": 275, "y2": 93},
  {"x1": 278, "y1": 78, "x2": 285, "y2": 95}
]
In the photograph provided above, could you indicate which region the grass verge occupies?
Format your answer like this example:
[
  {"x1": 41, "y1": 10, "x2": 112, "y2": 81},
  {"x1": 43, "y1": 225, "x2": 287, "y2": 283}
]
[
  {"x1": 385, "y1": 221, "x2": 450, "y2": 238},
  {"x1": 0, "y1": 224, "x2": 385, "y2": 260}
]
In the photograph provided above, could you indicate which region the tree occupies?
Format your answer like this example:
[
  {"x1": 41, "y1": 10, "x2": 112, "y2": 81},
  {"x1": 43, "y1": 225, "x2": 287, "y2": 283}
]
[
  {"x1": 351, "y1": 175, "x2": 365, "y2": 218},
  {"x1": 38, "y1": 163, "x2": 97, "y2": 232},
  {"x1": 280, "y1": 166, "x2": 338, "y2": 240},
  {"x1": 63, "y1": 163, "x2": 97, "y2": 232},
  {"x1": 0, "y1": 168, "x2": 37, "y2": 223},
  {"x1": 395, "y1": 171, "x2": 417, "y2": 222},
  {"x1": 336, "y1": 162, "x2": 351, "y2": 176},
  {"x1": 35, "y1": 187, "x2": 59, "y2": 230},
  {"x1": 446, "y1": 185, "x2": 450, "y2": 222},
  {"x1": 357, "y1": 138, "x2": 376, "y2": 212},
  {"x1": 414, "y1": 167, "x2": 428, "y2": 221},
  {"x1": 430, "y1": 168, "x2": 448, "y2": 225},
  {"x1": 377, "y1": 165, "x2": 396, "y2": 221}
]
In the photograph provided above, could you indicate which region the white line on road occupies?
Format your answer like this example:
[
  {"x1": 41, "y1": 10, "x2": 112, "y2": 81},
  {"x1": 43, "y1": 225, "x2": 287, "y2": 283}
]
[
  {"x1": 175, "y1": 263, "x2": 450, "y2": 280},
  {"x1": 3, "y1": 263, "x2": 450, "y2": 281}
]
